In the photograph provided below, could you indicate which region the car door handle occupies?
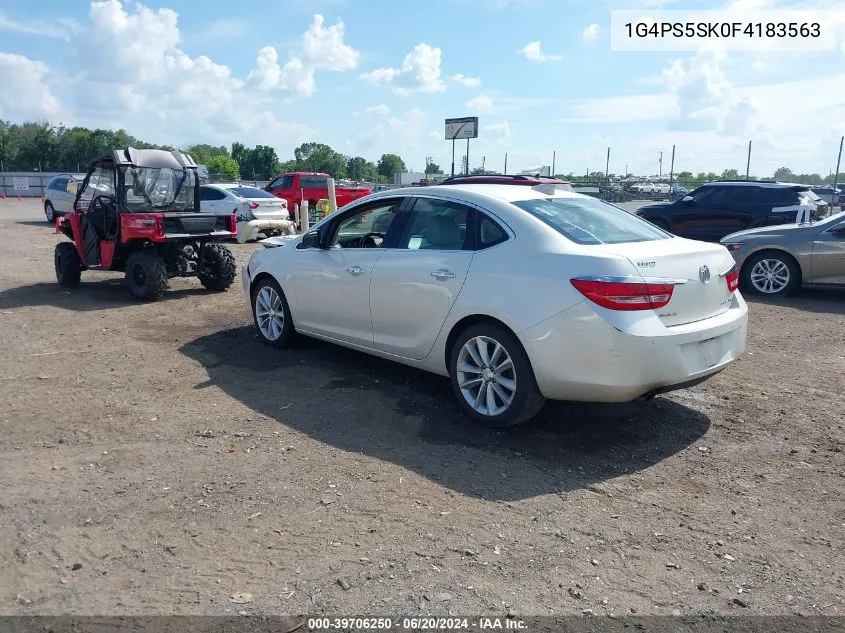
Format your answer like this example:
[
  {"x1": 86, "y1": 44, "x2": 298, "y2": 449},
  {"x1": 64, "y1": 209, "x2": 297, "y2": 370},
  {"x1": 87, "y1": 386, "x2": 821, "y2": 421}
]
[
  {"x1": 431, "y1": 270, "x2": 456, "y2": 280},
  {"x1": 347, "y1": 266, "x2": 364, "y2": 275}
]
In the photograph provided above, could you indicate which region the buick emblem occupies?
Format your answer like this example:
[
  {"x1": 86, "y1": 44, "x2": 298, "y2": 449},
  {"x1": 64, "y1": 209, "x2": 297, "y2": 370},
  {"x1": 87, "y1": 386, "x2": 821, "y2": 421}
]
[{"x1": 699, "y1": 265, "x2": 711, "y2": 284}]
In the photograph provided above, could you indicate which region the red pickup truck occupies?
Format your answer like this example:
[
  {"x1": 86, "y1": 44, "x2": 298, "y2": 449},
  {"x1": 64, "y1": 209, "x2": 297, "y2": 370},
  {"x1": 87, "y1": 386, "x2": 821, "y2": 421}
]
[{"x1": 264, "y1": 172, "x2": 371, "y2": 218}]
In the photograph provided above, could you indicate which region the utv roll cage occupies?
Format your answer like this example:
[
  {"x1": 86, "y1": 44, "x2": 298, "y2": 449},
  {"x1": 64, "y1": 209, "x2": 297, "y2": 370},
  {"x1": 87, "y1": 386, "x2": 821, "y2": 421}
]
[{"x1": 74, "y1": 148, "x2": 201, "y2": 214}]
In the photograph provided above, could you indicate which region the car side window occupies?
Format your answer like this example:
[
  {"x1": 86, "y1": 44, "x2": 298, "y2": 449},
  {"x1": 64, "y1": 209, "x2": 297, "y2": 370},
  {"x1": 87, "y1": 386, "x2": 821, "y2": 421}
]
[
  {"x1": 268, "y1": 177, "x2": 284, "y2": 189},
  {"x1": 328, "y1": 200, "x2": 404, "y2": 249},
  {"x1": 729, "y1": 187, "x2": 758, "y2": 206},
  {"x1": 691, "y1": 186, "x2": 730, "y2": 207},
  {"x1": 282, "y1": 175, "x2": 295, "y2": 189},
  {"x1": 200, "y1": 187, "x2": 226, "y2": 201},
  {"x1": 477, "y1": 214, "x2": 508, "y2": 249},
  {"x1": 399, "y1": 198, "x2": 473, "y2": 251},
  {"x1": 51, "y1": 177, "x2": 67, "y2": 192}
]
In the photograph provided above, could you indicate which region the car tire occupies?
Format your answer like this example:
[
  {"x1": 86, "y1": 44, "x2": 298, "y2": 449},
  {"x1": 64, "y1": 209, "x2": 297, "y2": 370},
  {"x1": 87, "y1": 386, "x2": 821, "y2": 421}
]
[
  {"x1": 198, "y1": 243, "x2": 237, "y2": 290},
  {"x1": 251, "y1": 277, "x2": 295, "y2": 349},
  {"x1": 45, "y1": 202, "x2": 56, "y2": 223},
  {"x1": 741, "y1": 250, "x2": 800, "y2": 297},
  {"x1": 125, "y1": 249, "x2": 168, "y2": 301},
  {"x1": 449, "y1": 323, "x2": 545, "y2": 428},
  {"x1": 54, "y1": 242, "x2": 81, "y2": 288}
]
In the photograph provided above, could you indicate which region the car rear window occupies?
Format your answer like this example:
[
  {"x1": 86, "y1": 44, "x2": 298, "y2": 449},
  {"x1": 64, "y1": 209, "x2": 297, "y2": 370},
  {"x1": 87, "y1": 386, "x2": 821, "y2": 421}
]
[
  {"x1": 513, "y1": 196, "x2": 670, "y2": 245},
  {"x1": 229, "y1": 187, "x2": 274, "y2": 198},
  {"x1": 300, "y1": 176, "x2": 328, "y2": 188}
]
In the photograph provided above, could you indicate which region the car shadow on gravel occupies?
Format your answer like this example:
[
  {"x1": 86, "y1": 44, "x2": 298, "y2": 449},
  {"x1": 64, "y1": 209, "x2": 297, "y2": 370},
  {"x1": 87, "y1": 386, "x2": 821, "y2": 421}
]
[
  {"x1": 0, "y1": 280, "x2": 209, "y2": 310},
  {"x1": 745, "y1": 289, "x2": 845, "y2": 316},
  {"x1": 180, "y1": 326, "x2": 711, "y2": 501},
  {"x1": 15, "y1": 220, "x2": 53, "y2": 228}
]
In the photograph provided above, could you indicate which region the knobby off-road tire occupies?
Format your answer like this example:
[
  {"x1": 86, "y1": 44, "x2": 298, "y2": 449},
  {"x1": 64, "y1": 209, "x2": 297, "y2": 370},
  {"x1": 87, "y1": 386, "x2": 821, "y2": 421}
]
[
  {"x1": 54, "y1": 242, "x2": 81, "y2": 288},
  {"x1": 198, "y1": 243, "x2": 237, "y2": 291},
  {"x1": 125, "y1": 249, "x2": 168, "y2": 301},
  {"x1": 449, "y1": 323, "x2": 545, "y2": 428}
]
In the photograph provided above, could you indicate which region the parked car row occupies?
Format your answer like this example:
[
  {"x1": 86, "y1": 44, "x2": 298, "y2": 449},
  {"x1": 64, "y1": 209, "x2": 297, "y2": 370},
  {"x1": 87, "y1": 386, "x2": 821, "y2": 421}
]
[{"x1": 635, "y1": 181, "x2": 831, "y2": 242}]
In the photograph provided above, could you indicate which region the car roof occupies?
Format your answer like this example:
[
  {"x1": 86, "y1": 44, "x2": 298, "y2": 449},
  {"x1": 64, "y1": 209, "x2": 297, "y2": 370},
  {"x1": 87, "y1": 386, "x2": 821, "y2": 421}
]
[
  {"x1": 702, "y1": 180, "x2": 806, "y2": 188},
  {"x1": 368, "y1": 182, "x2": 587, "y2": 205}
]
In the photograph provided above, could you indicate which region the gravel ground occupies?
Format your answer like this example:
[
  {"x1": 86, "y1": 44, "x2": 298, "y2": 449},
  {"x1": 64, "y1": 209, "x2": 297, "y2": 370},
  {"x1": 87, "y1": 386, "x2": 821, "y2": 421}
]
[{"x1": 1, "y1": 198, "x2": 843, "y2": 617}]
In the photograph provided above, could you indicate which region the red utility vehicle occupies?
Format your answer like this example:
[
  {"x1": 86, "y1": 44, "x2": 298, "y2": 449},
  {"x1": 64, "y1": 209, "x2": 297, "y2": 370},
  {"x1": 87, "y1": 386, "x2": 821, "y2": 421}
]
[
  {"x1": 54, "y1": 148, "x2": 238, "y2": 301},
  {"x1": 264, "y1": 172, "x2": 371, "y2": 218}
]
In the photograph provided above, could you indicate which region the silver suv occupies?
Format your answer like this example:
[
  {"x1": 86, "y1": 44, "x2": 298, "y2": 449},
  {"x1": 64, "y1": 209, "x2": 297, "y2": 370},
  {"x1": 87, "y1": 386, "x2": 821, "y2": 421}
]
[{"x1": 44, "y1": 174, "x2": 85, "y2": 223}]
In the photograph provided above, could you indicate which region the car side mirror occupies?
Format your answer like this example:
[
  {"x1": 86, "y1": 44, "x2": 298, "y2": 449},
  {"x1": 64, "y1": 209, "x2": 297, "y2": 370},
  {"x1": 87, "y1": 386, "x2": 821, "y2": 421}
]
[
  {"x1": 682, "y1": 195, "x2": 694, "y2": 203},
  {"x1": 301, "y1": 229, "x2": 322, "y2": 249}
]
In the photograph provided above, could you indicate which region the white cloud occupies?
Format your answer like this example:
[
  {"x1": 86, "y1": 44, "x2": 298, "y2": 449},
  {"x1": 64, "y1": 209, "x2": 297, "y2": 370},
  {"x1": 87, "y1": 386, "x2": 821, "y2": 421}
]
[
  {"x1": 582, "y1": 24, "x2": 599, "y2": 42},
  {"x1": 360, "y1": 43, "x2": 446, "y2": 94},
  {"x1": 365, "y1": 104, "x2": 390, "y2": 116},
  {"x1": 466, "y1": 93, "x2": 494, "y2": 111},
  {"x1": 300, "y1": 14, "x2": 358, "y2": 71},
  {"x1": 248, "y1": 47, "x2": 316, "y2": 95},
  {"x1": 559, "y1": 94, "x2": 678, "y2": 123},
  {"x1": 64, "y1": 1, "x2": 314, "y2": 148},
  {"x1": 452, "y1": 73, "x2": 481, "y2": 87},
  {"x1": 484, "y1": 120, "x2": 511, "y2": 139},
  {"x1": 518, "y1": 41, "x2": 561, "y2": 62},
  {"x1": 0, "y1": 53, "x2": 63, "y2": 120},
  {"x1": 0, "y1": 12, "x2": 80, "y2": 39},
  {"x1": 346, "y1": 107, "x2": 432, "y2": 165},
  {"x1": 246, "y1": 13, "x2": 359, "y2": 95}
]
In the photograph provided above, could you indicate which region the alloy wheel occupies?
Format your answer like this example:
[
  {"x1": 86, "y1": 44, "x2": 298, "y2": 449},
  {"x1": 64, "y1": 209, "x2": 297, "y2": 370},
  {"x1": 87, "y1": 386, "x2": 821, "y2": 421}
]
[
  {"x1": 255, "y1": 286, "x2": 285, "y2": 341},
  {"x1": 750, "y1": 258, "x2": 790, "y2": 294},
  {"x1": 456, "y1": 336, "x2": 517, "y2": 416}
]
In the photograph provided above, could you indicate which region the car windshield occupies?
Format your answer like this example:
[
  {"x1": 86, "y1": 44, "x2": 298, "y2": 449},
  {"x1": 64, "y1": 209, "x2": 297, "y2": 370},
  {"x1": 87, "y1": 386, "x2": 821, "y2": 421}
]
[
  {"x1": 124, "y1": 167, "x2": 196, "y2": 211},
  {"x1": 513, "y1": 196, "x2": 671, "y2": 245},
  {"x1": 229, "y1": 187, "x2": 275, "y2": 199}
]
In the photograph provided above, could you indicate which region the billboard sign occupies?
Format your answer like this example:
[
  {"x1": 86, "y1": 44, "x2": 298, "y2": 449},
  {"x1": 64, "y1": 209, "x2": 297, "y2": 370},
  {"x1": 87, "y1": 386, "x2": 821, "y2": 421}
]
[{"x1": 445, "y1": 117, "x2": 479, "y2": 140}]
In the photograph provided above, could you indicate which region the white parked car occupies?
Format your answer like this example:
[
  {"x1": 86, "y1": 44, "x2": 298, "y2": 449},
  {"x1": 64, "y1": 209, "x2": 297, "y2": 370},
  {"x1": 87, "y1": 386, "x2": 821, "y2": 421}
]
[
  {"x1": 200, "y1": 184, "x2": 294, "y2": 243},
  {"x1": 242, "y1": 184, "x2": 748, "y2": 427}
]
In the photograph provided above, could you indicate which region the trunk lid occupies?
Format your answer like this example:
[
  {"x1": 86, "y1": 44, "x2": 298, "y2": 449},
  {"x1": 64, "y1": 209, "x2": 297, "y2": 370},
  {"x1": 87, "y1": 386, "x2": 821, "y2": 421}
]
[
  {"x1": 592, "y1": 238, "x2": 736, "y2": 327},
  {"x1": 244, "y1": 198, "x2": 289, "y2": 218}
]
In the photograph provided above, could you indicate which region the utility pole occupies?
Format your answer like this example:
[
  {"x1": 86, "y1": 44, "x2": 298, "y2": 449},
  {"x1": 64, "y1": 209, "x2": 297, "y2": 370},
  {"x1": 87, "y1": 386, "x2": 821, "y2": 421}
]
[
  {"x1": 504, "y1": 153, "x2": 508, "y2": 175},
  {"x1": 669, "y1": 145, "x2": 676, "y2": 187},
  {"x1": 466, "y1": 138, "x2": 470, "y2": 175},
  {"x1": 833, "y1": 136, "x2": 844, "y2": 204},
  {"x1": 746, "y1": 140, "x2": 752, "y2": 180},
  {"x1": 658, "y1": 151, "x2": 663, "y2": 179},
  {"x1": 552, "y1": 151, "x2": 556, "y2": 177},
  {"x1": 625, "y1": 163, "x2": 628, "y2": 178},
  {"x1": 605, "y1": 147, "x2": 610, "y2": 183},
  {"x1": 482, "y1": 156, "x2": 486, "y2": 172}
]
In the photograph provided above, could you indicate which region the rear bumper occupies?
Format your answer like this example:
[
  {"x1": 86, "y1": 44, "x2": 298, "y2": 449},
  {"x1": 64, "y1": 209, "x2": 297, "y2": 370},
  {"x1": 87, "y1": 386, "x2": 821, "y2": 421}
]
[
  {"x1": 520, "y1": 294, "x2": 748, "y2": 402},
  {"x1": 237, "y1": 219, "x2": 296, "y2": 242}
]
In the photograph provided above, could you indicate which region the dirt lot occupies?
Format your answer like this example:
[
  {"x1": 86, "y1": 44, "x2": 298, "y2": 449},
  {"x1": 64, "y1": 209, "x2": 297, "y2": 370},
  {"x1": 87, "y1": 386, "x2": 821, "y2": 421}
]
[{"x1": 1, "y1": 197, "x2": 843, "y2": 617}]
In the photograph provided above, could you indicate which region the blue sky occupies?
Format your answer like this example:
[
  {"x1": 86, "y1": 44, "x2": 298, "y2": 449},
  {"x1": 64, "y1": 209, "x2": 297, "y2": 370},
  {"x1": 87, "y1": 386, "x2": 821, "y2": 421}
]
[{"x1": 1, "y1": 0, "x2": 843, "y2": 176}]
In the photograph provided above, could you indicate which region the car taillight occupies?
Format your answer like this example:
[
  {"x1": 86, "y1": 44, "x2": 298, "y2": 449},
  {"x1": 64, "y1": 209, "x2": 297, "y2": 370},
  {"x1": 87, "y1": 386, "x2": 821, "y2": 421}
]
[
  {"x1": 724, "y1": 264, "x2": 739, "y2": 293},
  {"x1": 570, "y1": 277, "x2": 675, "y2": 311},
  {"x1": 228, "y1": 213, "x2": 237, "y2": 235}
]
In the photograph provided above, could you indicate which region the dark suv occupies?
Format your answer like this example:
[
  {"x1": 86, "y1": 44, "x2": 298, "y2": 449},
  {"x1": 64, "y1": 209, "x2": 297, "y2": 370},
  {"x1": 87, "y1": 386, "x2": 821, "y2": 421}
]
[
  {"x1": 635, "y1": 181, "x2": 829, "y2": 242},
  {"x1": 439, "y1": 174, "x2": 574, "y2": 191}
]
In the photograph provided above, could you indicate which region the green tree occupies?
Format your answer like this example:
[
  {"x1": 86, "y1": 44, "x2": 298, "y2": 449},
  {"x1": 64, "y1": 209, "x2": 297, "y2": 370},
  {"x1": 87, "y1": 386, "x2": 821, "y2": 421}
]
[
  {"x1": 773, "y1": 167, "x2": 794, "y2": 181},
  {"x1": 376, "y1": 153, "x2": 407, "y2": 180},
  {"x1": 291, "y1": 142, "x2": 347, "y2": 177},
  {"x1": 425, "y1": 161, "x2": 442, "y2": 175},
  {"x1": 186, "y1": 144, "x2": 230, "y2": 165},
  {"x1": 346, "y1": 156, "x2": 379, "y2": 181},
  {"x1": 720, "y1": 168, "x2": 741, "y2": 180},
  {"x1": 676, "y1": 171, "x2": 693, "y2": 181},
  {"x1": 231, "y1": 142, "x2": 281, "y2": 180},
  {"x1": 207, "y1": 155, "x2": 240, "y2": 180}
]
